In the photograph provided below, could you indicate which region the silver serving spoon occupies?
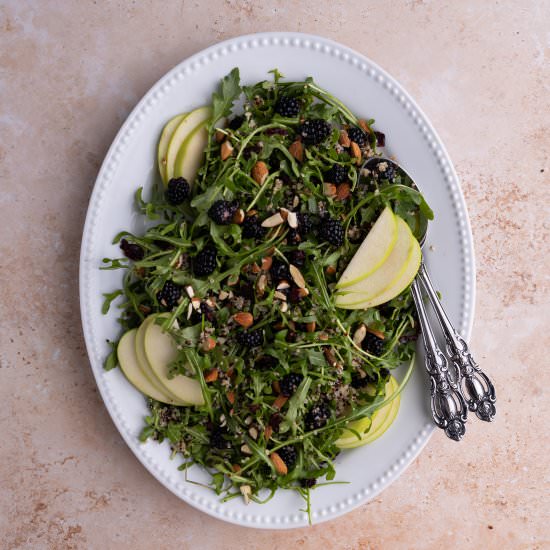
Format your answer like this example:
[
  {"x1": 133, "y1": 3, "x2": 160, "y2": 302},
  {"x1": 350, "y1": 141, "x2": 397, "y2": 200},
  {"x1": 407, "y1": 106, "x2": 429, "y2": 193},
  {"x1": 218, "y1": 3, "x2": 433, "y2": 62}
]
[{"x1": 362, "y1": 157, "x2": 496, "y2": 440}]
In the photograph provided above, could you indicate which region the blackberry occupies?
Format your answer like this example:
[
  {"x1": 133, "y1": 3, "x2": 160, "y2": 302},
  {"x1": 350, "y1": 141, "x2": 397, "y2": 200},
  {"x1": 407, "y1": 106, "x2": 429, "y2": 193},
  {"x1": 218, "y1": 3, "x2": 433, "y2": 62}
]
[
  {"x1": 157, "y1": 280, "x2": 182, "y2": 309},
  {"x1": 193, "y1": 245, "x2": 217, "y2": 277},
  {"x1": 210, "y1": 428, "x2": 230, "y2": 450},
  {"x1": 300, "y1": 478, "x2": 317, "y2": 489},
  {"x1": 362, "y1": 332, "x2": 385, "y2": 356},
  {"x1": 120, "y1": 238, "x2": 144, "y2": 261},
  {"x1": 241, "y1": 215, "x2": 267, "y2": 240},
  {"x1": 275, "y1": 96, "x2": 300, "y2": 117},
  {"x1": 228, "y1": 115, "x2": 245, "y2": 130},
  {"x1": 208, "y1": 200, "x2": 238, "y2": 225},
  {"x1": 270, "y1": 258, "x2": 290, "y2": 282},
  {"x1": 298, "y1": 119, "x2": 331, "y2": 145},
  {"x1": 288, "y1": 249, "x2": 306, "y2": 268},
  {"x1": 237, "y1": 329, "x2": 263, "y2": 348},
  {"x1": 304, "y1": 402, "x2": 330, "y2": 431},
  {"x1": 297, "y1": 212, "x2": 314, "y2": 235},
  {"x1": 279, "y1": 373, "x2": 304, "y2": 397},
  {"x1": 374, "y1": 131, "x2": 386, "y2": 147},
  {"x1": 319, "y1": 217, "x2": 345, "y2": 247},
  {"x1": 325, "y1": 164, "x2": 348, "y2": 184},
  {"x1": 347, "y1": 126, "x2": 368, "y2": 146},
  {"x1": 165, "y1": 177, "x2": 190, "y2": 205},
  {"x1": 351, "y1": 371, "x2": 377, "y2": 389},
  {"x1": 255, "y1": 355, "x2": 278, "y2": 370},
  {"x1": 277, "y1": 446, "x2": 297, "y2": 470},
  {"x1": 379, "y1": 367, "x2": 390, "y2": 380}
]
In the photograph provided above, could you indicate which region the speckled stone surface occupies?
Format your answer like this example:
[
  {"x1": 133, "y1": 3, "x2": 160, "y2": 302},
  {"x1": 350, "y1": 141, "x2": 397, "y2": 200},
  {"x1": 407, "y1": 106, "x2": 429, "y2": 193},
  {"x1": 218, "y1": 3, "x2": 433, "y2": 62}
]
[{"x1": 1, "y1": 1, "x2": 548, "y2": 548}]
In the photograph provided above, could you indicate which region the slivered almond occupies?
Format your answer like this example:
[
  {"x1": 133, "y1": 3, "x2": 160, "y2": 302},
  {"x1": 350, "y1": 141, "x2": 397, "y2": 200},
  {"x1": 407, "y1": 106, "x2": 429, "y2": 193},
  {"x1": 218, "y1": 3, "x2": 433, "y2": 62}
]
[
  {"x1": 251, "y1": 161, "x2": 269, "y2": 185},
  {"x1": 261, "y1": 212, "x2": 284, "y2": 227},
  {"x1": 221, "y1": 140, "x2": 234, "y2": 161},
  {"x1": 233, "y1": 312, "x2": 254, "y2": 328},
  {"x1": 353, "y1": 324, "x2": 367, "y2": 345},
  {"x1": 323, "y1": 182, "x2": 337, "y2": 197},
  {"x1": 274, "y1": 291, "x2": 287, "y2": 301},
  {"x1": 351, "y1": 141, "x2": 362, "y2": 162},
  {"x1": 336, "y1": 183, "x2": 351, "y2": 200},
  {"x1": 227, "y1": 391, "x2": 235, "y2": 404},
  {"x1": 273, "y1": 394, "x2": 288, "y2": 410},
  {"x1": 232, "y1": 208, "x2": 245, "y2": 224},
  {"x1": 204, "y1": 368, "x2": 219, "y2": 382},
  {"x1": 289, "y1": 140, "x2": 303, "y2": 162},
  {"x1": 264, "y1": 425, "x2": 273, "y2": 441},
  {"x1": 257, "y1": 274, "x2": 267, "y2": 295},
  {"x1": 261, "y1": 256, "x2": 272, "y2": 271},
  {"x1": 289, "y1": 264, "x2": 306, "y2": 289},
  {"x1": 287, "y1": 211, "x2": 298, "y2": 229},
  {"x1": 185, "y1": 285, "x2": 195, "y2": 298},
  {"x1": 276, "y1": 280, "x2": 290, "y2": 290},
  {"x1": 270, "y1": 452, "x2": 288, "y2": 476},
  {"x1": 366, "y1": 326, "x2": 385, "y2": 340},
  {"x1": 339, "y1": 130, "x2": 351, "y2": 147},
  {"x1": 306, "y1": 321, "x2": 316, "y2": 333}
]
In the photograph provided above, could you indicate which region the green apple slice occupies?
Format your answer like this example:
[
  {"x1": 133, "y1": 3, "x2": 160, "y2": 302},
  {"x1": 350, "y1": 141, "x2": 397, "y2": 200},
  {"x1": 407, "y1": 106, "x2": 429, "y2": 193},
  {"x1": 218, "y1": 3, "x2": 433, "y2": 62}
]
[
  {"x1": 118, "y1": 329, "x2": 184, "y2": 405},
  {"x1": 165, "y1": 106, "x2": 212, "y2": 183},
  {"x1": 157, "y1": 113, "x2": 187, "y2": 184},
  {"x1": 342, "y1": 238, "x2": 421, "y2": 309},
  {"x1": 173, "y1": 121, "x2": 209, "y2": 185},
  {"x1": 335, "y1": 376, "x2": 400, "y2": 449},
  {"x1": 336, "y1": 207, "x2": 398, "y2": 289},
  {"x1": 144, "y1": 314, "x2": 205, "y2": 406},
  {"x1": 335, "y1": 217, "x2": 415, "y2": 307},
  {"x1": 135, "y1": 317, "x2": 188, "y2": 404}
]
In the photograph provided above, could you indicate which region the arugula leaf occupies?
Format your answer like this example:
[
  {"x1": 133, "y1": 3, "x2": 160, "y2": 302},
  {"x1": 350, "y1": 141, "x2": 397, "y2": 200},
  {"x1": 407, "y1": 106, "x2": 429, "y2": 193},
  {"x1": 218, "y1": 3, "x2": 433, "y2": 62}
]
[{"x1": 210, "y1": 67, "x2": 241, "y2": 126}]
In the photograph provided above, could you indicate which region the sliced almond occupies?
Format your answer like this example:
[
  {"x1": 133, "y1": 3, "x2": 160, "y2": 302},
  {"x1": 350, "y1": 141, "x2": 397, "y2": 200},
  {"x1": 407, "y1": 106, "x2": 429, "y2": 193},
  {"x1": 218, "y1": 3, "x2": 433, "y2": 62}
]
[
  {"x1": 286, "y1": 211, "x2": 298, "y2": 229},
  {"x1": 241, "y1": 444, "x2": 252, "y2": 456},
  {"x1": 353, "y1": 324, "x2": 367, "y2": 345},
  {"x1": 323, "y1": 182, "x2": 337, "y2": 197},
  {"x1": 339, "y1": 130, "x2": 351, "y2": 147},
  {"x1": 233, "y1": 312, "x2": 254, "y2": 329},
  {"x1": 306, "y1": 321, "x2": 316, "y2": 333},
  {"x1": 261, "y1": 212, "x2": 284, "y2": 227},
  {"x1": 366, "y1": 326, "x2": 385, "y2": 340},
  {"x1": 221, "y1": 140, "x2": 234, "y2": 161},
  {"x1": 248, "y1": 426, "x2": 258, "y2": 440},
  {"x1": 274, "y1": 291, "x2": 287, "y2": 301},
  {"x1": 289, "y1": 140, "x2": 303, "y2": 162},
  {"x1": 233, "y1": 208, "x2": 245, "y2": 224},
  {"x1": 289, "y1": 264, "x2": 306, "y2": 289},
  {"x1": 251, "y1": 161, "x2": 269, "y2": 185},
  {"x1": 276, "y1": 280, "x2": 290, "y2": 290},
  {"x1": 204, "y1": 368, "x2": 219, "y2": 382},
  {"x1": 261, "y1": 256, "x2": 273, "y2": 271},
  {"x1": 270, "y1": 452, "x2": 288, "y2": 476},
  {"x1": 350, "y1": 141, "x2": 362, "y2": 162},
  {"x1": 257, "y1": 274, "x2": 267, "y2": 296},
  {"x1": 336, "y1": 183, "x2": 351, "y2": 201},
  {"x1": 280, "y1": 302, "x2": 288, "y2": 313},
  {"x1": 185, "y1": 285, "x2": 195, "y2": 298}
]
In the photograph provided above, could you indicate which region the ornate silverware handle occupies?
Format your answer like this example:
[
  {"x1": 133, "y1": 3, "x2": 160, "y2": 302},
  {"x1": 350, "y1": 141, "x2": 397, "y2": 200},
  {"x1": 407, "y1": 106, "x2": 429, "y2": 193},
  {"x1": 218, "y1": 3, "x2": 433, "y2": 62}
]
[
  {"x1": 410, "y1": 280, "x2": 468, "y2": 440},
  {"x1": 418, "y1": 263, "x2": 496, "y2": 422}
]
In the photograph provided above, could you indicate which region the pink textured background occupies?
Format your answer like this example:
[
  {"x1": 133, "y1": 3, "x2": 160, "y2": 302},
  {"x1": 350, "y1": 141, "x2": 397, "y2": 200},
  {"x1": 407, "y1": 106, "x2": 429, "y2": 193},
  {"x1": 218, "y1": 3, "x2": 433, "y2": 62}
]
[{"x1": 1, "y1": 1, "x2": 548, "y2": 548}]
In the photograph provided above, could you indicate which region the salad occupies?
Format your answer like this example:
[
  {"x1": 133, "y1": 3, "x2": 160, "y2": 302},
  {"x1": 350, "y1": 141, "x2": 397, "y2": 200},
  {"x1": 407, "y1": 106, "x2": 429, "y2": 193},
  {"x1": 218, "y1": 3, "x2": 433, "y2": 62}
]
[{"x1": 101, "y1": 68, "x2": 432, "y2": 516}]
